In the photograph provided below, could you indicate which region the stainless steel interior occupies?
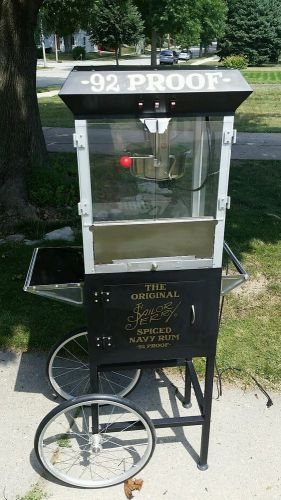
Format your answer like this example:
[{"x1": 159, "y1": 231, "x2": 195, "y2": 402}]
[{"x1": 91, "y1": 218, "x2": 216, "y2": 264}]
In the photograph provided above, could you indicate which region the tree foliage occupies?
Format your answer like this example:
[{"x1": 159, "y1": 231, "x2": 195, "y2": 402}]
[
  {"x1": 88, "y1": 0, "x2": 144, "y2": 64},
  {"x1": 173, "y1": 18, "x2": 201, "y2": 50},
  {"x1": 219, "y1": 0, "x2": 281, "y2": 65},
  {"x1": 134, "y1": 0, "x2": 191, "y2": 37},
  {"x1": 41, "y1": 0, "x2": 93, "y2": 51},
  {"x1": 42, "y1": 0, "x2": 92, "y2": 37},
  {"x1": 197, "y1": 0, "x2": 227, "y2": 50},
  {"x1": 135, "y1": 0, "x2": 200, "y2": 64}
]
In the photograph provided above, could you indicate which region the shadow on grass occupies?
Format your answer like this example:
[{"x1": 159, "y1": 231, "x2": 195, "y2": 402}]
[{"x1": 0, "y1": 243, "x2": 85, "y2": 354}]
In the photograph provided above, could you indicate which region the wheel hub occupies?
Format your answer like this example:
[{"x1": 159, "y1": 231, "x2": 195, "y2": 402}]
[{"x1": 90, "y1": 433, "x2": 103, "y2": 453}]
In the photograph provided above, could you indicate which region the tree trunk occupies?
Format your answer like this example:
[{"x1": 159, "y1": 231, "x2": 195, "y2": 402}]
[
  {"x1": 0, "y1": 0, "x2": 48, "y2": 213},
  {"x1": 115, "y1": 48, "x2": 119, "y2": 65},
  {"x1": 199, "y1": 42, "x2": 203, "y2": 58},
  {"x1": 151, "y1": 28, "x2": 157, "y2": 66}
]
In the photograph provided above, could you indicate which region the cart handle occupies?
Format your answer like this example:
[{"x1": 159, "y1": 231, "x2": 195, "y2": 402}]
[
  {"x1": 221, "y1": 242, "x2": 249, "y2": 295},
  {"x1": 223, "y1": 241, "x2": 248, "y2": 279}
]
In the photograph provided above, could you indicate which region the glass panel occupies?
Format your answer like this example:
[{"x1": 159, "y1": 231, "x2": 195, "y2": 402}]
[{"x1": 88, "y1": 117, "x2": 223, "y2": 222}]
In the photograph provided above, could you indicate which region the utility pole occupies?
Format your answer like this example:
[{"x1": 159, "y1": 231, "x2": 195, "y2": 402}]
[
  {"x1": 40, "y1": 16, "x2": 47, "y2": 68},
  {"x1": 54, "y1": 34, "x2": 59, "y2": 63}
]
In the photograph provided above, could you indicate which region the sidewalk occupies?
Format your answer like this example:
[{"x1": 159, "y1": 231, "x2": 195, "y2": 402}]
[
  {"x1": 0, "y1": 350, "x2": 280, "y2": 500},
  {"x1": 43, "y1": 127, "x2": 281, "y2": 160}
]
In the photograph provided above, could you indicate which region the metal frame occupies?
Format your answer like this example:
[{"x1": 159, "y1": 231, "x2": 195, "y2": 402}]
[
  {"x1": 89, "y1": 353, "x2": 216, "y2": 470},
  {"x1": 191, "y1": 117, "x2": 207, "y2": 217},
  {"x1": 74, "y1": 120, "x2": 95, "y2": 274},
  {"x1": 221, "y1": 241, "x2": 249, "y2": 295},
  {"x1": 75, "y1": 116, "x2": 234, "y2": 275},
  {"x1": 213, "y1": 116, "x2": 234, "y2": 267}
]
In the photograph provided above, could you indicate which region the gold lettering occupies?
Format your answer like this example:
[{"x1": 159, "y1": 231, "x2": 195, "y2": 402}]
[
  {"x1": 144, "y1": 283, "x2": 167, "y2": 292},
  {"x1": 129, "y1": 335, "x2": 155, "y2": 343},
  {"x1": 136, "y1": 327, "x2": 172, "y2": 335},
  {"x1": 158, "y1": 334, "x2": 180, "y2": 342},
  {"x1": 130, "y1": 290, "x2": 180, "y2": 300}
]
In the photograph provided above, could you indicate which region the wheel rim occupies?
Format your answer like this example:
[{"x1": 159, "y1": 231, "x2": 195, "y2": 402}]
[
  {"x1": 37, "y1": 396, "x2": 155, "y2": 488},
  {"x1": 48, "y1": 331, "x2": 141, "y2": 400}
]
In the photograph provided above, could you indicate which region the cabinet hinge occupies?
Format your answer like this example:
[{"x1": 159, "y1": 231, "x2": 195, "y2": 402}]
[
  {"x1": 78, "y1": 201, "x2": 89, "y2": 216},
  {"x1": 223, "y1": 129, "x2": 236, "y2": 145},
  {"x1": 93, "y1": 291, "x2": 111, "y2": 303}
]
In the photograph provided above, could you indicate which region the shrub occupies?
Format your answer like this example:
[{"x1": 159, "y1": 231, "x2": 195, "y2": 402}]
[
  {"x1": 72, "y1": 46, "x2": 86, "y2": 60},
  {"x1": 28, "y1": 154, "x2": 79, "y2": 208},
  {"x1": 222, "y1": 55, "x2": 248, "y2": 69}
]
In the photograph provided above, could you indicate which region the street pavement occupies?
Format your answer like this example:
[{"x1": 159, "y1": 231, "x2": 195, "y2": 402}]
[
  {"x1": 36, "y1": 52, "x2": 219, "y2": 87},
  {"x1": 43, "y1": 126, "x2": 281, "y2": 161},
  {"x1": 1, "y1": 350, "x2": 280, "y2": 500}
]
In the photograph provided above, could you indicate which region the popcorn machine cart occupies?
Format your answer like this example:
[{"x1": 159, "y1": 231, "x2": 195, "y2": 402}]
[{"x1": 25, "y1": 66, "x2": 251, "y2": 488}]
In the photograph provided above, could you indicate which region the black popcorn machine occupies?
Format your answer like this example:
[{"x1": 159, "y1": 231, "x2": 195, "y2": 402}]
[{"x1": 24, "y1": 66, "x2": 251, "y2": 488}]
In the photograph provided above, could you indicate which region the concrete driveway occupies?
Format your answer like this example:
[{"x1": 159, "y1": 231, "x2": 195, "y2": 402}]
[{"x1": 1, "y1": 350, "x2": 280, "y2": 500}]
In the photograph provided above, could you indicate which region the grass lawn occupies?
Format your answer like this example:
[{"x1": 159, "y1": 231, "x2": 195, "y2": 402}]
[
  {"x1": 242, "y1": 69, "x2": 281, "y2": 84},
  {"x1": 235, "y1": 87, "x2": 281, "y2": 132},
  {"x1": 37, "y1": 85, "x2": 60, "y2": 93},
  {"x1": 39, "y1": 96, "x2": 73, "y2": 127},
  {"x1": 217, "y1": 160, "x2": 281, "y2": 385},
  {"x1": 0, "y1": 155, "x2": 280, "y2": 387}
]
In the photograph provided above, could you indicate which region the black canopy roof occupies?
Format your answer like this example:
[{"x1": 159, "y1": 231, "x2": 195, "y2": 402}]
[{"x1": 59, "y1": 65, "x2": 252, "y2": 118}]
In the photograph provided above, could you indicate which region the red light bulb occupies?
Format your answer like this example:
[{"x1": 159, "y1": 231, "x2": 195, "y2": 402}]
[{"x1": 119, "y1": 156, "x2": 132, "y2": 168}]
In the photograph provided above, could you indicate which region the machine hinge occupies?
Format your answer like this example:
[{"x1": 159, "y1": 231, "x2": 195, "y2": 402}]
[
  {"x1": 218, "y1": 196, "x2": 231, "y2": 210},
  {"x1": 223, "y1": 129, "x2": 236, "y2": 145},
  {"x1": 96, "y1": 336, "x2": 112, "y2": 349},
  {"x1": 73, "y1": 133, "x2": 86, "y2": 149},
  {"x1": 93, "y1": 291, "x2": 111, "y2": 303},
  {"x1": 78, "y1": 201, "x2": 89, "y2": 216}
]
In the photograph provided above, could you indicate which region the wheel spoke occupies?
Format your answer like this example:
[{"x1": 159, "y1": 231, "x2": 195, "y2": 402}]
[
  {"x1": 48, "y1": 331, "x2": 141, "y2": 400},
  {"x1": 36, "y1": 395, "x2": 155, "y2": 488}
]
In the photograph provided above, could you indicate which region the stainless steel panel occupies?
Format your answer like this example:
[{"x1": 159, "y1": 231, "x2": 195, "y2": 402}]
[{"x1": 92, "y1": 219, "x2": 216, "y2": 264}]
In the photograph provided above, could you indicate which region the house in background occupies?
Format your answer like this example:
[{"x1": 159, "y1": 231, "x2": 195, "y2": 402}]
[{"x1": 43, "y1": 30, "x2": 98, "y2": 53}]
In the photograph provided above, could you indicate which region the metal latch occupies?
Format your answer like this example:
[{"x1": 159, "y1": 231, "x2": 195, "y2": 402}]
[
  {"x1": 96, "y1": 336, "x2": 112, "y2": 349},
  {"x1": 218, "y1": 196, "x2": 231, "y2": 210},
  {"x1": 93, "y1": 291, "x2": 111, "y2": 303},
  {"x1": 73, "y1": 133, "x2": 86, "y2": 149}
]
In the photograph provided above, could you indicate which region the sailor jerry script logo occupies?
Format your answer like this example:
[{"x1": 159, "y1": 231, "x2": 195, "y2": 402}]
[
  {"x1": 124, "y1": 282, "x2": 182, "y2": 350},
  {"x1": 125, "y1": 301, "x2": 181, "y2": 331}
]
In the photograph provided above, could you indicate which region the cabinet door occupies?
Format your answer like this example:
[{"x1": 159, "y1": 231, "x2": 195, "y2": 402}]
[{"x1": 99, "y1": 279, "x2": 205, "y2": 363}]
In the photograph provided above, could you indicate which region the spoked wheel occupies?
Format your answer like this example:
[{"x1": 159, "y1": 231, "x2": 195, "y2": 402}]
[
  {"x1": 47, "y1": 328, "x2": 142, "y2": 400},
  {"x1": 35, "y1": 394, "x2": 156, "y2": 488}
]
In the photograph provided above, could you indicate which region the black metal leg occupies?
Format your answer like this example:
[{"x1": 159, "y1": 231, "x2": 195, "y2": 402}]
[
  {"x1": 89, "y1": 365, "x2": 100, "y2": 434},
  {"x1": 182, "y1": 360, "x2": 192, "y2": 408},
  {"x1": 197, "y1": 356, "x2": 215, "y2": 471},
  {"x1": 88, "y1": 329, "x2": 100, "y2": 434}
]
